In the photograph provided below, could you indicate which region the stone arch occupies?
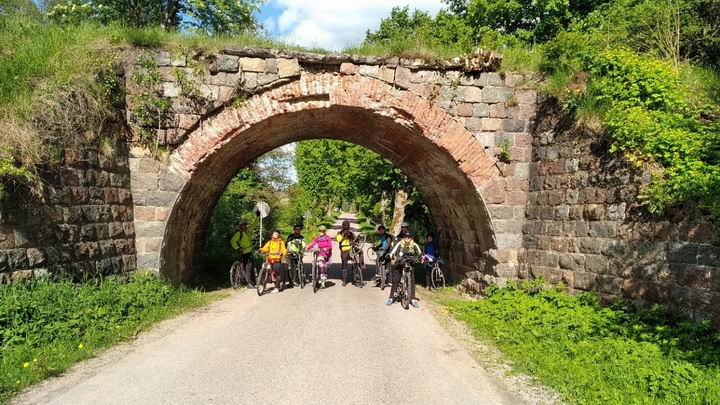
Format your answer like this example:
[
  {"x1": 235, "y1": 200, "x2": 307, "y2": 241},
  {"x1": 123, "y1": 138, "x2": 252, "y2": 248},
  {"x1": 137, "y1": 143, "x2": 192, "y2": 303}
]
[{"x1": 142, "y1": 73, "x2": 504, "y2": 284}]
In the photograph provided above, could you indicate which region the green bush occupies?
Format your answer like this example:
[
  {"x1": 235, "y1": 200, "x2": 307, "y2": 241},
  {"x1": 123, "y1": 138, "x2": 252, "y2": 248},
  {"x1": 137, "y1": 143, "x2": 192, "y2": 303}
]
[
  {"x1": 442, "y1": 281, "x2": 720, "y2": 404},
  {"x1": 0, "y1": 273, "x2": 211, "y2": 401}
]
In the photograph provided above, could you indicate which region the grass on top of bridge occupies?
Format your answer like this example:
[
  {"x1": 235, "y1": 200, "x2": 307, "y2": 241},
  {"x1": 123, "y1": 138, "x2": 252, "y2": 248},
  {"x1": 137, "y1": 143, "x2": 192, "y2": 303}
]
[
  {"x1": 0, "y1": 272, "x2": 217, "y2": 403},
  {"x1": 432, "y1": 281, "x2": 720, "y2": 405}
]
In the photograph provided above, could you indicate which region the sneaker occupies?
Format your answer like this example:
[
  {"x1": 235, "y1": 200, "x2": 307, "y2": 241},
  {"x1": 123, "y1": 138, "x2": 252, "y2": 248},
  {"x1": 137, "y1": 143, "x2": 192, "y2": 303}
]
[
  {"x1": 271, "y1": 289, "x2": 279, "y2": 294},
  {"x1": 321, "y1": 280, "x2": 326, "y2": 288},
  {"x1": 385, "y1": 298, "x2": 393, "y2": 306},
  {"x1": 342, "y1": 281, "x2": 348, "y2": 287},
  {"x1": 411, "y1": 299, "x2": 420, "y2": 308}
]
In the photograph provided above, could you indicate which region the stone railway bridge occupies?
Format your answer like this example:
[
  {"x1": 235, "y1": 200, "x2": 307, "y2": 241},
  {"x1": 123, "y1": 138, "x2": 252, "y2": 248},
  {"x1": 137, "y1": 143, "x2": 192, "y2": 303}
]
[{"x1": 0, "y1": 48, "x2": 718, "y2": 322}]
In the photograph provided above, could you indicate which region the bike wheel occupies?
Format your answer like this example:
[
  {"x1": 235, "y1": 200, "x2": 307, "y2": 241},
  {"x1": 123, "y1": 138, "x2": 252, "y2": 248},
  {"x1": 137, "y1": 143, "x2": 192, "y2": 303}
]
[
  {"x1": 256, "y1": 267, "x2": 268, "y2": 296},
  {"x1": 298, "y1": 260, "x2": 306, "y2": 289},
  {"x1": 379, "y1": 261, "x2": 386, "y2": 290},
  {"x1": 312, "y1": 262, "x2": 319, "y2": 293},
  {"x1": 400, "y1": 271, "x2": 411, "y2": 310},
  {"x1": 432, "y1": 265, "x2": 446, "y2": 289},
  {"x1": 230, "y1": 262, "x2": 239, "y2": 289},
  {"x1": 353, "y1": 264, "x2": 363, "y2": 287}
]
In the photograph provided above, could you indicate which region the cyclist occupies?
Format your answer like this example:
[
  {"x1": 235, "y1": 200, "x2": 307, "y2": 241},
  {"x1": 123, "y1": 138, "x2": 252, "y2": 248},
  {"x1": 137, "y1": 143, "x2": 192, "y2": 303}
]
[
  {"x1": 371, "y1": 225, "x2": 393, "y2": 284},
  {"x1": 230, "y1": 221, "x2": 255, "y2": 288},
  {"x1": 386, "y1": 231, "x2": 421, "y2": 308},
  {"x1": 336, "y1": 220, "x2": 365, "y2": 286},
  {"x1": 259, "y1": 229, "x2": 288, "y2": 293},
  {"x1": 307, "y1": 225, "x2": 332, "y2": 287},
  {"x1": 422, "y1": 230, "x2": 441, "y2": 289},
  {"x1": 285, "y1": 224, "x2": 306, "y2": 288},
  {"x1": 395, "y1": 221, "x2": 410, "y2": 242}
]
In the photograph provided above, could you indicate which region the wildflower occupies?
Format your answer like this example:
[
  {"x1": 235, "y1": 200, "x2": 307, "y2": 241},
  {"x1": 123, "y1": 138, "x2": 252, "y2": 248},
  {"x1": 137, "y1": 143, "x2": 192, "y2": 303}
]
[
  {"x1": 16, "y1": 380, "x2": 20, "y2": 385},
  {"x1": 23, "y1": 362, "x2": 29, "y2": 368},
  {"x1": 33, "y1": 358, "x2": 38, "y2": 363},
  {"x1": 78, "y1": 343, "x2": 84, "y2": 350}
]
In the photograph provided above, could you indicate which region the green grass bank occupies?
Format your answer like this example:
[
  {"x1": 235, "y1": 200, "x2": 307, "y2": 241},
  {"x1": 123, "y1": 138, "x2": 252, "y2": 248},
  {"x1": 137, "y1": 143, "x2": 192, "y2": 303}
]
[{"x1": 0, "y1": 273, "x2": 216, "y2": 402}]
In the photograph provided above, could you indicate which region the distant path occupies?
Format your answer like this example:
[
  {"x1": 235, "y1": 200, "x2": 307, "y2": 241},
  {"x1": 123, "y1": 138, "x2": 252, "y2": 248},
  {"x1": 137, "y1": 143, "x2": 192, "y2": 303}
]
[{"x1": 14, "y1": 213, "x2": 522, "y2": 405}]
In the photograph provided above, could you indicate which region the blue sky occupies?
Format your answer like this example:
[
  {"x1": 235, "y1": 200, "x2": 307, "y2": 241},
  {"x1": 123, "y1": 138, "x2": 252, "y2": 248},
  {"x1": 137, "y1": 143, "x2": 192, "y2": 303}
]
[{"x1": 254, "y1": 0, "x2": 445, "y2": 51}]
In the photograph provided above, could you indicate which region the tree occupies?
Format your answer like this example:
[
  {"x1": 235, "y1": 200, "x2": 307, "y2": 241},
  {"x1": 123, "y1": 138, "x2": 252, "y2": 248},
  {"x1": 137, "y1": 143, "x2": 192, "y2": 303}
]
[
  {"x1": 466, "y1": 0, "x2": 609, "y2": 43},
  {"x1": 45, "y1": 0, "x2": 262, "y2": 34}
]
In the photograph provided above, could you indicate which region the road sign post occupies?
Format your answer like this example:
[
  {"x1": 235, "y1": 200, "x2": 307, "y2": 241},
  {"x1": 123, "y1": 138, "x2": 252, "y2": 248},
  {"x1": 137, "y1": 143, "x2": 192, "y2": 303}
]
[{"x1": 255, "y1": 201, "x2": 270, "y2": 246}]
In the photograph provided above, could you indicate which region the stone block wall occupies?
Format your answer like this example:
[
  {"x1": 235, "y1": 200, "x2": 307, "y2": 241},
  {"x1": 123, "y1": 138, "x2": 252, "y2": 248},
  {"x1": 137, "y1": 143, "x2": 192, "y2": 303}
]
[
  {"x1": 521, "y1": 102, "x2": 720, "y2": 321},
  {"x1": 0, "y1": 139, "x2": 136, "y2": 282}
]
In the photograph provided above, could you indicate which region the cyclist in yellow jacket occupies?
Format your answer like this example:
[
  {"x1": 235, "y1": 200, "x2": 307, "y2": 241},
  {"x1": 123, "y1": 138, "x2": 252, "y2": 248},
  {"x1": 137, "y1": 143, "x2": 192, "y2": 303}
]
[
  {"x1": 230, "y1": 222, "x2": 255, "y2": 287},
  {"x1": 260, "y1": 230, "x2": 288, "y2": 293},
  {"x1": 336, "y1": 220, "x2": 365, "y2": 286}
]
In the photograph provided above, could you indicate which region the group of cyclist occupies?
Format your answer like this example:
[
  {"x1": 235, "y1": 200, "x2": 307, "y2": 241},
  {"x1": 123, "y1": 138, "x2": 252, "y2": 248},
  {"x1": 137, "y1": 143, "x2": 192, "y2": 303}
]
[{"x1": 230, "y1": 219, "x2": 443, "y2": 308}]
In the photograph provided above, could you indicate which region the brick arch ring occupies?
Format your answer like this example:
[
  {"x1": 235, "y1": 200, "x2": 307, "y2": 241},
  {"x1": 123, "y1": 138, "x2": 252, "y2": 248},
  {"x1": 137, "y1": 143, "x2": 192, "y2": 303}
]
[{"x1": 156, "y1": 72, "x2": 501, "y2": 284}]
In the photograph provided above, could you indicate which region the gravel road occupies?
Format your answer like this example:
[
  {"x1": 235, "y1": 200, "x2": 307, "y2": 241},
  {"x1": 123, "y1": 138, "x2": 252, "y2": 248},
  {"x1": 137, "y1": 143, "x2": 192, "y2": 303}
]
[{"x1": 14, "y1": 214, "x2": 523, "y2": 405}]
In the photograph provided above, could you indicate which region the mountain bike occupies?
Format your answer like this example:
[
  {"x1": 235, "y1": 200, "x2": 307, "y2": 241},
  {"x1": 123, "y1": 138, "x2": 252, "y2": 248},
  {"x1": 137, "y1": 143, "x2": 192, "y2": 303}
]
[
  {"x1": 366, "y1": 246, "x2": 389, "y2": 290},
  {"x1": 396, "y1": 254, "x2": 417, "y2": 310},
  {"x1": 428, "y1": 257, "x2": 446, "y2": 289},
  {"x1": 229, "y1": 259, "x2": 256, "y2": 289},
  {"x1": 349, "y1": 232, "x2": 366, "y2": 287},
  {"x1": 288, "y1": 240, "x2": 306, "y2": 289},
  {"x1": 311, "y1": 249, "x2": 329, "y2": 293},
  {"x1": 256, "y1": 254, "x2": 277, "y2": 296}
]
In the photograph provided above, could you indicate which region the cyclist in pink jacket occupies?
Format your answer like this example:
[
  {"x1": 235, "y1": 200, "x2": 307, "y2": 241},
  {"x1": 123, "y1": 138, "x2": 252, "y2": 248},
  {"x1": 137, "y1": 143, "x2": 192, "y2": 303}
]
[{"x1": 307, "y1": 225, "x2": 333, "y2": 287}]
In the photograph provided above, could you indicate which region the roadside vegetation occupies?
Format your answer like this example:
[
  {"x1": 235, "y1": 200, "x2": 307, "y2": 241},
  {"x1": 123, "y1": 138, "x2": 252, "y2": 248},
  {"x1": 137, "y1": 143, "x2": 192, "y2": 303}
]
[
  {"x1": 0, "y1": 272, "x2": 214, "y2": 402},
  {"x1": 432, "y1": 281, "x2": 720, "y2": 404}
]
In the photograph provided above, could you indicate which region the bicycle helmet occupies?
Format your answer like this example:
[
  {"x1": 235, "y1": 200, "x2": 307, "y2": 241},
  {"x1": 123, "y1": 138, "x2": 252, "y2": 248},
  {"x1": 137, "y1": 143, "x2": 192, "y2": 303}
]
[
  {"x1": 402, "y1": 231, "x2": 413, "y2": 238},
  {"x1": 318, "y1": 225, "x2": 327, "y2": 231},
  {"x1": 400, "y1": 222, "x2": 409, "y2": 228}
]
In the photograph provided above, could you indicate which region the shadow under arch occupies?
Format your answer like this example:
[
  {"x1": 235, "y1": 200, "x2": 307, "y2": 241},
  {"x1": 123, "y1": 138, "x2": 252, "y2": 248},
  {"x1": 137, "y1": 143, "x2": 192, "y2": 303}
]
[{"x1": 160, "y1": 104, "x2": 497, "y2": 284}]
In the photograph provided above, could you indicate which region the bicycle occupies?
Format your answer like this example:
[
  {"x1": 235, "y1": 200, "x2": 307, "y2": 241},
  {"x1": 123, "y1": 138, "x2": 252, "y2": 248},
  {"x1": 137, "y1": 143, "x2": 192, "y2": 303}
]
[
  {"x1": 229, "y1": 258, "x2": 256, "y2": 289},
  {"x1": 311, "y1": 248, "x2": 330, "y2": 293},
  {"x1": 394, "y1": 254, "x2": 418, "y2": 310},
  {"x1": 256, "y1": 254, "x2": 279, "y2": 296},
  {"x1": 428, "y1": 257, "x2": 446, "y2": 289},
  {"x1": 287, "y1": 240, "x2": 306, "y2": 289},
  {"x1": 348, "y1": 232, "x2": 366, "y2": 287},
  {"x1": 366, "y1": 246, "x2": 389, "y2": 290}
]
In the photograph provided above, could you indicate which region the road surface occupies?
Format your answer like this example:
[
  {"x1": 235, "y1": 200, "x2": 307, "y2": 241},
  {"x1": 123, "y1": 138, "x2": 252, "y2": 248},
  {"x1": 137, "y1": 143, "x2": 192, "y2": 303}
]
[{"x1": 14, "y1": 214, "x2": 523, "y2": 405}]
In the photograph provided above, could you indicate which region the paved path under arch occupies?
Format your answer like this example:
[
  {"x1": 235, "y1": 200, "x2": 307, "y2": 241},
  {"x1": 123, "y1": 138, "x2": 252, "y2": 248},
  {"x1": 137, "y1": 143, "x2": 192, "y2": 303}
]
[{"x1": 14, "y1": 214, "x2": 522, "y2": 405}]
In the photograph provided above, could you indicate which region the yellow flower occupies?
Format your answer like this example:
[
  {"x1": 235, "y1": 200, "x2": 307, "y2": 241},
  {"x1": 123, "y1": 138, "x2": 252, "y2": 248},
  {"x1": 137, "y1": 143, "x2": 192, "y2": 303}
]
[
  {"x1": 22, "y1": 362, "x2": 29, "y2": 368},
  {"x1": 33, "y1": 358, "x2": 38, "y2": 363},
  {"x1": 15, "y1": 380, "x2": 20, "y2": 385},
  {"x1": 78, "y1": 343, "x2": 84, "y2": 350}
]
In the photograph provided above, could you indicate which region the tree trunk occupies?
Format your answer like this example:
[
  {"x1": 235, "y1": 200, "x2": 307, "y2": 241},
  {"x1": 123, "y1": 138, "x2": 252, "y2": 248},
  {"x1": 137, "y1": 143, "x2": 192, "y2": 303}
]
[
  {"x1": 389, "y1": 188, "x2": 410, "y2": 236},
  {"x1": 380, "y1": 192, "x2": 389, "y2": 225}
]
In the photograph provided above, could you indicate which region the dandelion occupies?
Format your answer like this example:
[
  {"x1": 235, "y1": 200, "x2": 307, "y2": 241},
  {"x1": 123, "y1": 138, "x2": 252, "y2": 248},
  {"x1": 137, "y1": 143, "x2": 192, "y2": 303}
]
[
  {"x1": 23, "y1": 362, "x2": 30, "y2": 368},
  {"x1": 16, "y1": 380, "x2": 21, "y2": 385},
  {"x1": 78, "y1": 343, "x2": 84, "y2": 350}
]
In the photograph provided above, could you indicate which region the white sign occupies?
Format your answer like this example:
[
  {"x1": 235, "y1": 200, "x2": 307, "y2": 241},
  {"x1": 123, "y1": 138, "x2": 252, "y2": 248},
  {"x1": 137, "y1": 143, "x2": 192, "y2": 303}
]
[{"x1": 255, "y1": 201, "x2": 270, "y2": 219}]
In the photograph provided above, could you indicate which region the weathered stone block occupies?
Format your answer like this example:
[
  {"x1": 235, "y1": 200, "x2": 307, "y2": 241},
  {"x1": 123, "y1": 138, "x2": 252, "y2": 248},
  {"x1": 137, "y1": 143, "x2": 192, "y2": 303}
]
[
  {"x1": 573, "y1": 271, "x2": 597, "y2": 290},
  {"x1": 473, "y1": 103, "x2": 489, "y2": 117},
  {"x1": 378, "y1": 66, "x2": 395, "y2": 83},
  {"x1": 240, "y1": 58, "x2": 266, "y2": 72},
  {"x1": 585, "y1": 254, "x2": 609, "y2": 273},
  {"x1": 277, "y1": 58, "x2": 300, "y2": 78},
  {"x1": 560, "y1": 254, "x2": 585, "y2": 270},
  {"x1": 476, "y1": 72, "x2": 504, "y2": 87},
  {"x1": 340, "y1": 63, "x2": 357, "y2": 75},
  {"x1": 464, "y1": 87, "x2": 483, "y2": 103},
  {"x1": 482, "y1": 87, "x2": 513, "y2": 103}
]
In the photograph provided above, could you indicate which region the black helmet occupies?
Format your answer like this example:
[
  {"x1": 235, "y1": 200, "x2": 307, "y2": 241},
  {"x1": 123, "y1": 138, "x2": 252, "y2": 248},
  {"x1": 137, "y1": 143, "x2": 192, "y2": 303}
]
[
  {"x1": 342, "y1": 220, "x2": 350, "y2": 227},
  {"x1": 402, "y1": 231, "x2": 413, "y2": 238}
]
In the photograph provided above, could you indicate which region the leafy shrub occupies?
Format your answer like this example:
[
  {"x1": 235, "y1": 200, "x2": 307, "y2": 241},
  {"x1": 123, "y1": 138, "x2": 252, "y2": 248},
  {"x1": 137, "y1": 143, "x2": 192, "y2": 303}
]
[
  {"x1": 0, "y1": 273, "x2": 211, "y2": 401},
  {"x1": 442, "y1": 281, "x2": 720, "y2": 404}
]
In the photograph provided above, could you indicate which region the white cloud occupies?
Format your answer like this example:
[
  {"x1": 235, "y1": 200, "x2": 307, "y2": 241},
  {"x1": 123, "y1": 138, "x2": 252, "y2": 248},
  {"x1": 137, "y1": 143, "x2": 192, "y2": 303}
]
[{"x1": 266, "y1": 0, "x2": 446, "y2": 51}]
